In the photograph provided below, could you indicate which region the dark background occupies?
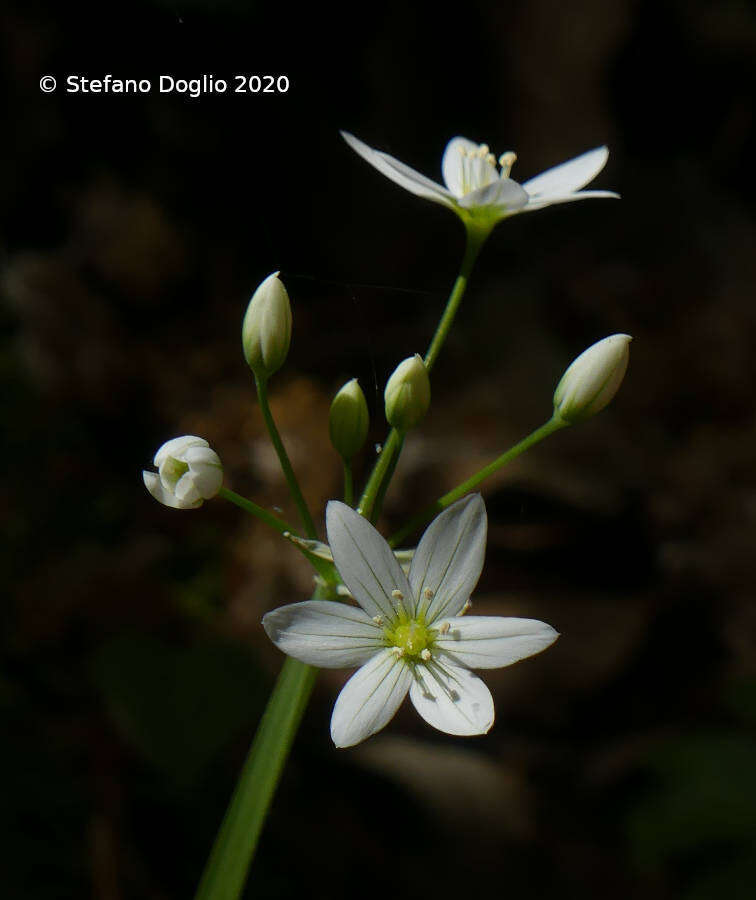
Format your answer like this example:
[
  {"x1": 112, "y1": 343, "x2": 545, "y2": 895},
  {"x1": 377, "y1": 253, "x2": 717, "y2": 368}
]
[{"x1": 3, "y1": 1, "x2": 756, "y2": 897}]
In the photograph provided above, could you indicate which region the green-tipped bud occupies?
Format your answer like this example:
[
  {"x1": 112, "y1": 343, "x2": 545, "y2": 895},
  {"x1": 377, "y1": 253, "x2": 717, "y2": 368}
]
[
  {"x1": 553, "y1": 334, "x2": 632, "y2": 424},
  {"x1": 242, "y1": 272, "x2": 292, "y2": 380},
  {"x1": 384, "y1": 353, "x2": 431, "y2": 432},
  {"x1": 329, "y1": 378, "x2": 369, "y2": 460}
]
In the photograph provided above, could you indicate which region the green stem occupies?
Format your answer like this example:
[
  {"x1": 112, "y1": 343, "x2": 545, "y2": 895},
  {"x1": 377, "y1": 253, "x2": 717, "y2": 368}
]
[
  {"x1": 342, "y1": 459, "x2": 354, "y2": 507},
  {"x1": 193, "y1": 656, "x2": 317, "y2": 900},
  {"x1": 389, "y1": 415, "x2": 568, "y2": 547},
  {"x1": 255, "y1": 375, "x2": 317, "y2": 539},
  {"x1": 357, "y1": 227, "x2": 487, "y2": 521},
  {"x1": 218, "y1": 487, "x2": 293, "y2": 534},
  {"x1": 357, "y1": 430, "x2": 402, "y2": 521}
]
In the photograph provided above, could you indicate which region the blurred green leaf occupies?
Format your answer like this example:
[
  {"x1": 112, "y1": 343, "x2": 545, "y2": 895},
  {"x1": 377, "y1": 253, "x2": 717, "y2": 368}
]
[{"x1": 91, "y1": 635, "x2": 266, "y2": 787}]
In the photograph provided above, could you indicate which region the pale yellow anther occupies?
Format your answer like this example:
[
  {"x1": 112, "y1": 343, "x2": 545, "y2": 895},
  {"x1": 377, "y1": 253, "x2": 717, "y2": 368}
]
[
  {"x1": 458, "y1": 146, "x2": 467, "y2": 158},
  {"x1": 439, "y1": 622, "x2": 450, "y2": 635},
  {"x1": 421, "y1": 648, "x2": 431, "y2": 661},
  {"x1": 486, "y1": 153, "x2": 496, "y2": 166},
  {"x1": 460, "y1": 600, "x2": 472, "y2": 615},
  {"x1": 424, "y1": 588, "x2": 434, "y2": 600},
  {"x1": 391, "y1": 589, "x2": 404, "y2": 601},
  {"x1": 499, "y1": 151, "x2": 517, "y2": 176},
  {"x1": 391, "y1": 646, "x2": 404, "y2": 657},
  {"x1": 372, "y1": 615, "x2": 383, "y2": 626},
  {"x1": 478, "y1": 144, "x2": 489, "y2": 157}
]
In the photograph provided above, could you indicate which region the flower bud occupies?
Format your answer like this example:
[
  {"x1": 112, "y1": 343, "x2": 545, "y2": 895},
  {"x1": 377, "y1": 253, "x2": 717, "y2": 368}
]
[
  {"x1": 242, "y1": 272, "x2": 292, "y2": 380},
  {"x1": 384, "y1": 354, "x2": 430, "y2": 432},
  {"x1": 553, "y1": 334, "x2": 631, "y2": 423},
  {"x1": 329, "y1": 378, "x2": 369, "y2": 460},
  {"x1": 143, "y1": 435, "x2": 223, "y2": 509}
]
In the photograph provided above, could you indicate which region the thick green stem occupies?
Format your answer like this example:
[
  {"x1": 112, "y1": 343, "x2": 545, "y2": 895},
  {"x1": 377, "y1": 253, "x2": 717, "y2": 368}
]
[
  {"x1": 255, "y1": 375, "x2": 317, "y2": 539},
  {"x1": 193, "y1": 656, "x2": 317, "y2": 900},
  {"x1": 218, "y1": 487, "x2": 293, "y2": 534},
  {"x1": 342, "y1": 460, "x2": 354, "y2": 507},
  {"x1": 389, "y1": 415, "x2": 568, "y2": 547},
  {"x1": 358, "y1": 227, "x2": 487, "y2": 521}
]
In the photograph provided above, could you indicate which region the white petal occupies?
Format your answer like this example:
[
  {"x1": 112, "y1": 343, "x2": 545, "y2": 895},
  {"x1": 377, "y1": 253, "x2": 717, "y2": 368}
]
[
  {"x1": 185, "y1": 447, "x2": 223, "y2": 498},
  {"x1": 326, "y1": 501, "x2": 413, "y2": 623},
  {"x1": 330, "y1": 649, "x2": 413, "y2": 748},
  {"x1": 341, "y1": 132, "x2": 455, "y2": 208},
  {"x1": 458, "y1": 178, "x2": 529, "y2": 211},
  {"x1": 521, "y1": 189, "x2": 620, "y2": 213},
  {"x1": 173, "y1": 471, "x2": 202, "y2": 504},
  {"x1": 143, "y1": 471, "x2": 199, "y2": 509},
  {"x1": 153, "y1": 435, "x2": 208, "y2": 467},
  {"x1": 434, "y1": 616, "x2": 559, "y2": 669},
  {"x1": 262, "y1": 600, "x2": 384, "y2": 668},
  {"x1": 522, "y1": 147, "x2": 609, "y2": 198},
  {"x1": 409, "y1": 658, "x2": 494, "y2": 736},
  {"x1": 441, "y1": 136, "x2": 487, "y2": 196},
  {"x1": 410, "y1": 494, "x2": 487, "y2": 622}
]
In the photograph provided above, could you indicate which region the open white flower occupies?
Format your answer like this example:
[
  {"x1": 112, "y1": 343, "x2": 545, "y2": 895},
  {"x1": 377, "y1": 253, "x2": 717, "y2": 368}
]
[
  {"x1": 142, "y1": 435, "x2": 223, "y2": 509},
  {"x1": 341, "y1": 132, "x2": 618, "y2": 228},
  {"x1": 263, "y1": 494, "x2": 558, "y2": 748}
]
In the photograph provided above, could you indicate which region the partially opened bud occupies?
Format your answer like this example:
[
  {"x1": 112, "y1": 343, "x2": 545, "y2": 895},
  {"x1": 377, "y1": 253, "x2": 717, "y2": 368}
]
[
  {"x1": 553, "y1": 334, "x2": 632, "y2": 424},
  {"x1": 242, "y1": 272, "x2": 292, "y2": 380},
  {"x1": 384, "y1": 353, "x2": 430, "y2": 432},
  {"x1": 143, "y1": 435, "x2": 223, "y2": 509},
  {"x1": 329, "y1": 378, "x2": 369, "y2": 460}
]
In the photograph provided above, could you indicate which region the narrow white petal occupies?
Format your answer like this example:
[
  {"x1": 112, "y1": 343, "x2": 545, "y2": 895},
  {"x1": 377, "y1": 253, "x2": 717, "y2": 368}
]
[
  {"x1": 341, "y1": 132, "x2": 455, "y2": 208},
  {"x1": 434, "y1": 616, "x2": 559, "y2": 669},
  {"x1": 262, "y1": 600, "x2": 384, "y2": 668},
  {"x1": 330, "y1": 649, "x2": 413, "y2": 748},
  {"x1": 521, "y1": 189, "x2": 620, "y2": 213},
  {"x1": 185, "y1": 448, "x2": 223, "y2": 498},
  {"x1": 441, "y1": 136, "x2": 486, "y2": 196},
  {"x1": 457, "y1": 177, "x2": 529, "y2": 211},
  {"x1": 326, "y1": 501, "x2": 413, "y2": 623},
  {"x1": 153, "y1": 435, "x2": 208, "y2": 467},
  {"x1": 522, "y1": 147, "x2": 609, "y2": 198},
  {"x1": 410, "y1": 494, "x2": 487, "y2": 621},
  {"x1": 409, "y1": 658, "x2": 494, "y2": 736},
  {"x1": 143, "y1": 471, "x2": 199, "y2": 509},
  {"x1": 173, "y1": 471, "x2": 202, "y2": 504}
]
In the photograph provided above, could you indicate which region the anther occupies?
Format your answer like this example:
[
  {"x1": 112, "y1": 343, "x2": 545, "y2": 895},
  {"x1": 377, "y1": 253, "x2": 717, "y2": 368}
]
[
  {"x1": 391, "y1": 589, "x2": 404, "y2": 601},
  {"x1": 478, "y1": 144, "x2": 489, "y2": 157},
  {"x1": 421, "y1": 648, "x2": 431, "y2": 661},
  {"x1": 486, "y1": 153, "x2": 496, "y2": 166},
  {"x1": 460, "y1": 600, "x2": 471, "y2": 615},
  {"x1": 424, "y1": 588, "x2": 434, "y2": 600},
  {"x1": 391, "y1": 646, "x2": 404, "y2": 657},
  {"x1": 372, "y1": 615, "x2": 383, "y2": 625},
  {"x1": 499, "y1": 151, "x2": 517, "y2": 176},
  {"x1": 439, "y1": 622, "x2": 450, "y2": 635},
  {"x1": 458, "y1": 146, "x2": 467, "y2": 157}
]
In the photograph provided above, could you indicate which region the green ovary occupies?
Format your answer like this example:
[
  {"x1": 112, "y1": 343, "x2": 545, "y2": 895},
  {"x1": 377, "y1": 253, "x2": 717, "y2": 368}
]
[{"x1": 388, "y1": 621, "x2": 431, "y2": 658}]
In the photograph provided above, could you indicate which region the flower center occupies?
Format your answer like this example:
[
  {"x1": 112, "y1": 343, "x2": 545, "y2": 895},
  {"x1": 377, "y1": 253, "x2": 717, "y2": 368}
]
[
  {"x1": 458, "y1": 144, "x2": 517, "y2": 194},
  {"x1": 160, "y1": 456, "x2": 189, "y2": 490},
  {"x1": 387, "y1": 620, "x2": 432, "y2": 660}
]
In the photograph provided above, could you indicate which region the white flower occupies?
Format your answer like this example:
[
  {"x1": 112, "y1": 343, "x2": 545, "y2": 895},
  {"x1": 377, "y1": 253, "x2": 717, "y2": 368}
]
[
  {"x1": 263, "y1": 495, "x2": 558, "y2": 748},
  {"x1": 142, "y1": 435, "x2": 223, "y2": 509},
  {"x1": 553, "y1": 333, "x2": 632, "y2": 424},
  {"x1": 341, "y1": 132, "x2": 618, "y2": 227}
]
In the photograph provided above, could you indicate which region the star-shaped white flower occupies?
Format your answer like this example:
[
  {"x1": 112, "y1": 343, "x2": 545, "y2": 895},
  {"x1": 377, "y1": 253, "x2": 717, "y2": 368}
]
[
  {"x1": 341, "y1": 132, "x2": 618, "y2": 228},
  {"x1": 263, "y1": 494, "x2": 558, "y2": 748}
]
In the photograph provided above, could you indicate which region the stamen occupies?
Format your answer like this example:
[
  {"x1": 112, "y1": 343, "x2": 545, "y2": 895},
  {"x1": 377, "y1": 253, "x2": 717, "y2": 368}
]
[
  {"x1": 423, "y1": 588, "x2": 434, "y2": 600},
  {"x1": 478, "y1": 144, "x2": 489, "y2": 158},
  {"x1": 372, "y1": 615, "x2": 383, "y2": 625},
  {"x1": 458, "y1": 146, "x2": 467, "y2": 158},
  {"x1": 499, "y1": 151, "x2": 517, "y2": 177},
  {"x1": 438, "y1": 622, "x2": 450, "y2": 635},
  {"x1": 460, "y1": 600, "x2": 471, "y2": 615},
  {"x1": 421, "y1": 648, "x2": 431, "y2": 661},
  {"x1": 391, "y1": 646, "x2": 404, "y2": 657},
  {"x1": 391, "y1": 589, "x2": 404, "y2": 601},
  {"x1": 486, "y1": 153, "x2": 496, "y2": 166}
]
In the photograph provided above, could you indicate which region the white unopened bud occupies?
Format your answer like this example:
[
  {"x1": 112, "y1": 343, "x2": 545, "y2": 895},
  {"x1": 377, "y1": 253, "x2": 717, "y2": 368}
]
[
  {"x1": 242, "y1": 272, "x2": 292, "y2": 380},
  {"x1": 553, "y1": 334, "x2": 632, "y2": 424},
  {"x1": 142, "y1": 435, "x2": 223, "y2": 509},
  {"x1": 384, "y1": 354, "x2": 430, "y2": 432},
  {"x1": 329, "y1": 378, "x2": 369, "y2": 460}
]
